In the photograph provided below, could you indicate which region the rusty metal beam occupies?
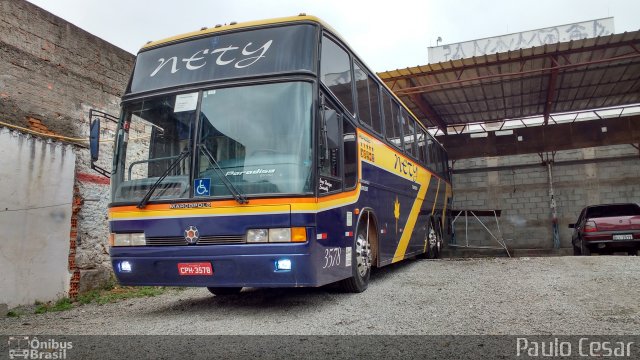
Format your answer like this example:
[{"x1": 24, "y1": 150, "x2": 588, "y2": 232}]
[
  {"x1": 394, "y1": 52, "x2": 640, "y2": 95},
  {"x1": 452, "y1": 154, "x2": 639, "y2": 174},
  {"x1": 543, "y1": 56, "x2": 559, "y2": 125},
  {"x1": 378, "y1": 36, "x2": 640, "y2": 82},
  {"x1": 406, "y1": 79, "x2": 449, "y2": 134},
  {"x1": 439, "y1": 115, "x2": 640, "y2": 160}
]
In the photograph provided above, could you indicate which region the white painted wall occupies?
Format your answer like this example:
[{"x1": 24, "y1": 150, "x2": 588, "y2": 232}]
[{"x1": 0, "y1": 128, "x2": 76, "y2": 308}]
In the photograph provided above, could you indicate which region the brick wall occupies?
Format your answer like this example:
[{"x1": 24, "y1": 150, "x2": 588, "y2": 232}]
[
  {"x1": 0, "y1": 0, "x2": 135, "y2": 292},
  {"x1": 451, "y1": 144, "x2": 640, "y2": 249}
]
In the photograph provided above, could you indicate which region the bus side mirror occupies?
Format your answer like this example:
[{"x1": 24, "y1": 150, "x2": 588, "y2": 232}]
[
  {"x1": 88, "y1": 108, "x2": 117, "y2": 178},
  {"x1": 90, "y1": 118, "x2": 100, "y2": 162},
  {"x1": 568, "y1": 223, "x2": 575, "y2": 229}
]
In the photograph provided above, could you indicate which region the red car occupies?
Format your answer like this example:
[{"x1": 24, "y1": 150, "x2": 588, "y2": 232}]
[{"x1": 569, "y1": 203, "x2": 640, "y2": 255}]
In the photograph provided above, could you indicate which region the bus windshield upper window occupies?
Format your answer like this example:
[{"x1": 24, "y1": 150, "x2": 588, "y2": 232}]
[{"x1": 320, "y1": 36, "x2": 354, "y2": 113}]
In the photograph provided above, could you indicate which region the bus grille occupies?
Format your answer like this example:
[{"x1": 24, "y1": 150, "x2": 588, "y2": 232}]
[{"x1": 145, "y1": 235, "x2": 245, "y2": 246}]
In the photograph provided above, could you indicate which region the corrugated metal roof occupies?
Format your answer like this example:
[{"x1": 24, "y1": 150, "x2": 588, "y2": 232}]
[{"x1": 378, "y1": 30, "x2": 640, "y2": 134}]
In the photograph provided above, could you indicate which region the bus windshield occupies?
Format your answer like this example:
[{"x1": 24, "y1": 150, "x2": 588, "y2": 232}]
[{"x1": 112, "y1": 81, "x2": 313, "y2": 203}]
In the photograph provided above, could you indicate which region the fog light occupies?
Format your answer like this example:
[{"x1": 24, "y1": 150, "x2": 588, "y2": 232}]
[
  {"x1": 119, "y1": 261, "x2": 132, "y2": 273},
  {"x1": 275, "y1": 259, "x2": 292, "y2": 271}
]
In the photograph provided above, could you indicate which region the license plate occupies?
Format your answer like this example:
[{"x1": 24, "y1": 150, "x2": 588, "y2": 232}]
[
  {"x1": 613, "y1": 234, "x2": 633, "y2": 240},
  {"x1": 177, "y1": 262, "x2": 213, "y2": 276}
]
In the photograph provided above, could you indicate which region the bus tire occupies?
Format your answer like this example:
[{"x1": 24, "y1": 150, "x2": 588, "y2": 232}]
[
  {"x1": 207, "y1": 287, "x2": 242, "y2": 296},
  {"x1": 426, "y1": 220, "x2": 441, "y2": 259},
  {"x1": 339, "y1": 225, "x2": 371, "y2": 293}
]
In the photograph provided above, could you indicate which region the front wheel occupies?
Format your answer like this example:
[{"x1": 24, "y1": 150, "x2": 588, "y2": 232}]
[
  {"x1": 207, "y1": 287, "x2": 242, "y2": 296},
  {"x1": 580, "y1": 240, "x2": 591, "y2": 256},
  {"x1": 339, "y1": 226, "x2": 372, "y2": 293}
]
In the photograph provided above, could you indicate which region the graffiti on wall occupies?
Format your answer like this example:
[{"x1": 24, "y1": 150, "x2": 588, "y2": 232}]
[{"x1": 428, "y1": 17, "x2": 614, "y2": 63}]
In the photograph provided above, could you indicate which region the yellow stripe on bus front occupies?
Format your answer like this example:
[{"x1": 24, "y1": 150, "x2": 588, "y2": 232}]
[{"x1": 109, "y1": 185, "x2": 361, "y2": 221}]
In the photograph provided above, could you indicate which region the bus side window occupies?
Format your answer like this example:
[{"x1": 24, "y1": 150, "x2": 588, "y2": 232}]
[
  {"x1": 435, "y1": 146, "x2": 443, "y2": 176},
  {"x1": 401, "y1": 112, "x2": 417, "y2": 158},
  {"x1": 382, "y1": 92, "x2": 399, "y2": 148},
  {"x1": 353, "y1": 61, "x2": 371, "y2": 128},
  {"x1": 343, "y1": 119, "x2": 357, "y2": 189},
  {"x1": 354, "y1": 61, "x2": 382, "y2": 135},
  {"x1": 444, "y1": 151, "x2": 451, "y2": 181},
  {"x1": 417, "y1": 128, "x2": 427, "y2": 165},
  {"x1": 426, "y1": 136, "x2": 435, "y2": 172},
  {"x1": 369, "y1": 81, "x2": 382, "y2": 134},
  {"x1": 320, "y1": 36, "x2": 354, "y2": 114}
]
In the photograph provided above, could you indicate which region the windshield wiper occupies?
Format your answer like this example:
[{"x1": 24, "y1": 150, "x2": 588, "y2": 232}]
[
  {"x1": 137, "y1": 150, "x2": 190, "y2": 209},
  {"x1": 199, "y1": 144, "x2": 248, "y2": 204}
]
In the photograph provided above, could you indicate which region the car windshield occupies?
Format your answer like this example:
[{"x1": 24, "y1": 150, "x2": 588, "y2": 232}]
[
  {"x1": 586, "y1": 204, "x2": 640, "y2": 218},
  {"x1": 111, "y1": 81, "x2": 313, "y2": 203}
]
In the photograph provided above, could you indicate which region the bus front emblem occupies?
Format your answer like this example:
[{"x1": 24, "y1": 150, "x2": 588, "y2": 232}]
[{"x1": 184, "y1": 226, "x2": 200, "y2": 245}]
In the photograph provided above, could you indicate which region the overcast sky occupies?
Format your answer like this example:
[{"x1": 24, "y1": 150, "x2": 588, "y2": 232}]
[{"x1": 27, "y1": 0, "x2": 640, "y2": 72}]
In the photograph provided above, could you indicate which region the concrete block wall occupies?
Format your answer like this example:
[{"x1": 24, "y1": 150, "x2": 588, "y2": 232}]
[
  {"x1": 451, "y1": 144, "x2": 640, "y2": 249},
  {"x1": 0, "y1": 0, "x2": 135, "y2": 295}
]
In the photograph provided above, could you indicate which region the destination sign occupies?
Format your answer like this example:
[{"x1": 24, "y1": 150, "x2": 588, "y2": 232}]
[{"x1": 129, "y1": 24, "x2": 317, "y2": 94}]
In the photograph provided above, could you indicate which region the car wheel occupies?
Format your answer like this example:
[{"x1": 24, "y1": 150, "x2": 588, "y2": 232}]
[
  {"x1": 580, "y1": 240, "x2": 591, "y2": 256},
  {"x1": 207, "y1": 287, "x2": 242, "y2": 296},
  {"x1": 573, "y1": 244, "x2": 581, "y2": 256},
  {"x1": 628, "y1": 249, "x2": 638, "y2": 256},
  {"x1": 339, "y1": 226, "x2": 371, "y2": 293}
]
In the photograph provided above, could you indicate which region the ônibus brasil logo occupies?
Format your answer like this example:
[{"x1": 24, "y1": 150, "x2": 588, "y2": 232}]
[{"x1": 8, "y1": 336, "x2": 73, "y2": 359}]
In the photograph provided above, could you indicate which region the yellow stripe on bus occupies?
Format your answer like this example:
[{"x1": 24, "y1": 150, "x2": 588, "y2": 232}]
[
  {"x1": 109, "y1": 185, "x2": 361, "y2": 221},
  {"x1": 391, "y1": 172, "x2": 431, "y2": 263},
  {"x1": 431, "y1": 178, "x2": 441, "y2": 215}
]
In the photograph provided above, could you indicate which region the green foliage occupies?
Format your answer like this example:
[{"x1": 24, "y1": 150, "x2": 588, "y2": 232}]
[
  {"x1": 6, "y1": 310, "x2": 21, "y2": 318},
  {"x1": 32, "y1": 286, "x2": 168, "y2": 314},
  {"x1": 34, "y1": 297, "x2": 74, "y2": 314},
  {"x1": 92, "y1": 286, "x2": 165, "y2": 305}
]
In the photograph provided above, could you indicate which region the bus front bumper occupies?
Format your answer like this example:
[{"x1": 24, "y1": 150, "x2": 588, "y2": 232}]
[{"x1": 110, "y1": 243, "x2": 318, "y2": 288}]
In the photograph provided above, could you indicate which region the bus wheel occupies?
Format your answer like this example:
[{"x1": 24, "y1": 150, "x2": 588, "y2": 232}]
[
  {"x1": 340, "y1": 226, "x2": 371, "y2": 293},
  {"x1": 207, "y1": 287, "x2": 242, "y2": 296},
  {"x1": 426, "y1": 222, "x2": 441, "y2": 259}
]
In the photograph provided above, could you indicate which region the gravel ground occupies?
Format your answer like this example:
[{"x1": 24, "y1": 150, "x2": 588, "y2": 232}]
[{"x1": 2, "y1": 256, "x2": 639, "y2": 335}]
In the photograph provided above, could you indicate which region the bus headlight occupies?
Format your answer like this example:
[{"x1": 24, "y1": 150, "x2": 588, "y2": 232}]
[
  {"x1": 269, "y1": 228, "x2": 291, "y2": 242},
  {"x1": 246, "y1": 229, "x2": 268, "y2": 243},
  {"x1": 245, "y1": 228, "x2": 307, "y2": 243},
  {"x1": 110, "y1": 233, "x2": 146, "y2": 246}
]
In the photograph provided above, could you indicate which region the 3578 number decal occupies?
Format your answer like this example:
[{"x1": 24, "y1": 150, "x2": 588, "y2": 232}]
[{"x1": 323, "y1": 248, "x2": 342, "y2": 269}]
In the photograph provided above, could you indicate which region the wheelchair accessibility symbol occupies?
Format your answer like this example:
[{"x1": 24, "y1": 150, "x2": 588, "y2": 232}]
[{"x1": 194, "y1": 178, "x2": 211, "y2": 197}]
